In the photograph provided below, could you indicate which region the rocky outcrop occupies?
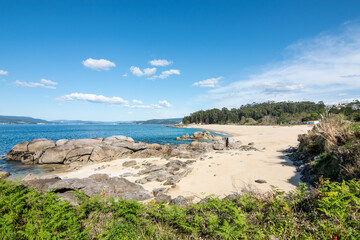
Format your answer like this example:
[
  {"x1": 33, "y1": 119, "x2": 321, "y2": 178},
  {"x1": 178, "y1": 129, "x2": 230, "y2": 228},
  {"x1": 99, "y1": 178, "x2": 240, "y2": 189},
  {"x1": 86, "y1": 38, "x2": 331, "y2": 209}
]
[
  {"x1": 6, "y1": 139, "x2": 56, "y2": 164},
  {"x1": 90, "y1": 145, "x2": 132, "y2": 162},
  {"x1": 176, "y1": 131, "x2": 222, "y2": 141},
  {"x1": 21, "y1": 174, "x2": 151, "y2": 202},
  {"x1": 166, "y1": 123, "x2": 185, "y2": 128},
  {"x1": 133, "y1": 159, "x2": 194, "y2": 187},
  {"x1": 6, "y1": 135, "x2": 252, "y2": 166}
]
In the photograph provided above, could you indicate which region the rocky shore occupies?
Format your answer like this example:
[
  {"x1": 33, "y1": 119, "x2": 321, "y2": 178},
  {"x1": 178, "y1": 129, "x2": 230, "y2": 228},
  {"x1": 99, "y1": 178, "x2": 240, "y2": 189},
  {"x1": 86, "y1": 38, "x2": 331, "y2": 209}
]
[
  {"x1": 3, "y1": 132, "x2": 262, "y2": 205},
  {"x1": 5, "y1": 132, "x2": 243, "y2": 166},
  {"x1": 2, "y1": 125, "x2": 311, "y2": 206}
]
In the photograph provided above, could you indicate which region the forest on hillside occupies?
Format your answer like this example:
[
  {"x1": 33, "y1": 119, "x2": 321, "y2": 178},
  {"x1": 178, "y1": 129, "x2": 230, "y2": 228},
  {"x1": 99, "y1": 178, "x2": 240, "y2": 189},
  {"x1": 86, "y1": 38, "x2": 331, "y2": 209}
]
[{"x1": 182, "y1": 101, "x2": 326, "y2": 125}]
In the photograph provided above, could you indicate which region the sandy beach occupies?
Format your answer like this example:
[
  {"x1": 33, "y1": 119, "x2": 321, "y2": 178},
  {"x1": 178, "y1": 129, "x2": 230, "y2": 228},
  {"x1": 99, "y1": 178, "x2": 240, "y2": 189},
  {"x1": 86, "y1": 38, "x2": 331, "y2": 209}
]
[
  {"x1": 55, "y1": 124, "x2": 312, "y2": 200},
  {"x1": 170, "y1": 124, "x2": 312, "y2": 198}
]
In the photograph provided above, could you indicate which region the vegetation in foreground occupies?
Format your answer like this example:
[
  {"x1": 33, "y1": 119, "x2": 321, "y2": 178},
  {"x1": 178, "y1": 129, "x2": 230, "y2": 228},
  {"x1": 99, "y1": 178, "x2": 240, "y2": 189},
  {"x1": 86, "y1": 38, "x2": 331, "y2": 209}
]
[
  {"x1": 298, "y1": 114, "x2": 360, "y2": 182},
  {"x1": 1, "y1": 178, "x2": 360, "y2": 239}
]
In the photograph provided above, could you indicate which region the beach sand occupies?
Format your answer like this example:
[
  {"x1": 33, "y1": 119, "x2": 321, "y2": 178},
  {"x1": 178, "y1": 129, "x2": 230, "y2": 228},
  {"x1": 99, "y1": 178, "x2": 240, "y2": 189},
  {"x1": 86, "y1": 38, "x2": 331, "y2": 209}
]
[
  {"x1": 57, "y1": 124, "x2": 312, "y2": 199},
  {"x1": 169, "y1": 124, "x2": 312, "y2": 198}
]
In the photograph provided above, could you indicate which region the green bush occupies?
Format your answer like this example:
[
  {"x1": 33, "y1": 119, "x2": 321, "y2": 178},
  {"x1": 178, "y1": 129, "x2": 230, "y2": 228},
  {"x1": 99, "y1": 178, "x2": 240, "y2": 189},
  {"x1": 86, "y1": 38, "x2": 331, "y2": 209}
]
[
  {"x1": 298, "y1": 115, "x2": 360, "y2": 182},
  {"x1": 1, "y1": 179, "x2": 360, "y2": 239}
]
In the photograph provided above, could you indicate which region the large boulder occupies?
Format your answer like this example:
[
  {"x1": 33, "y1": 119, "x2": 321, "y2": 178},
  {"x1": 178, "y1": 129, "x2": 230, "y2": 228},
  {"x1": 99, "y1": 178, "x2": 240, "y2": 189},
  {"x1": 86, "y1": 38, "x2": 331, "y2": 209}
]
[
  {"x1": 55, "y1": 139, "x2": 68, "y2": 146},
  {"x1": 65, "y1": 139, "x2": 102, "y2": 147},
  {"x1": 50, "y1": 175, "x2": 151, "y2": 201},
  {"x1": 11, "y1": 141, "x2": 29, "y2": 152},
  {"x1": 176, "y1": 131, "x2": 221, "y2": 141},
  {"x1": 213, "y1": 139, "x2": 226, "y2": 150},
  {"x1": 64, "y1": 146, "x2": 94, "y2": 164},
  {"x1": 28, "y1": 139, "x2": 56, "y2": 163},
  {"x1": 21, "y1": 178, "x2": 61, "y2": 191},
  {"x1": 6, "y1": 141, "x2": 29, "y2": 161},
  {"x1": 90, "y1": 145, "x2": 132, "y2": 162},
  {"x1": 39, "y1": 145, "x2": 74, "y2": 164},
  {"x1": 103, "y1": 135, "x2": 135, "y2": 143}
]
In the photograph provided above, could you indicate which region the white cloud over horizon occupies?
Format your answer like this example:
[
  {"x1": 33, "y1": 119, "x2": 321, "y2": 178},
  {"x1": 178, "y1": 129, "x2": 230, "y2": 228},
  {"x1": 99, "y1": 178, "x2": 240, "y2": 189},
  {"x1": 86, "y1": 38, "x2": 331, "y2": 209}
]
[
  {"x1": 57, "y1": 93, "x2": 172, "y2": 109},
  {"x1": 57, "y1": 93, "x2": 129, "y2": 105},
  {"x1": 193, "y1": 77, "x2": 223, "y2": 88},
  {"x1": 130, "y1": 66, "x2": 157, "y2": 77},
  {"x1": 14, "y1": 79, "x2": 58, "y2": 89},
  {"x1": 149, "y1": 59, "x2": 173, "y2": 66},
  {"x1": 149, "y1": 69, "x2": 180, "y2": 80},
  {"x1": 158, "y1": 100, "x2": 172, "y2": 108},
  {"x1": 0, "y1": 70, "x2": 8, "y2": 75},
  {"x1": 203, "y1": 22, "x2": 360, "y2": 107},
  {"x1": 82, "y1": 58, "x2": 116, "y2": 71},
  {"x1": 124, "y1": 100, "x2": 172, "y2": 109}
]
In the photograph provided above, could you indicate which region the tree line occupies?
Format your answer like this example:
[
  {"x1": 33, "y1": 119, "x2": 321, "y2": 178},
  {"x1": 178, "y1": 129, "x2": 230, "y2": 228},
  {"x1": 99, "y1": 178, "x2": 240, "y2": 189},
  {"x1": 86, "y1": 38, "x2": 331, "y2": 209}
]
[{"x1": 182, "y1": 101, "x2": 326, "y2": 125}]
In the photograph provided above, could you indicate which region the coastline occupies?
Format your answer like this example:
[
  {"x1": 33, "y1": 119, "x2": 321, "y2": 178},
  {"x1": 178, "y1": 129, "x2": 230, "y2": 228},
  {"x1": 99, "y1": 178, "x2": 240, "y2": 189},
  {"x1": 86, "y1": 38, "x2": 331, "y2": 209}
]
[
  {"x1": 3, "y1": 124, "x2": 313, "y2": 202},
  {"x1": 51, "y1": 124, "x2": 312, "y2": 199}
]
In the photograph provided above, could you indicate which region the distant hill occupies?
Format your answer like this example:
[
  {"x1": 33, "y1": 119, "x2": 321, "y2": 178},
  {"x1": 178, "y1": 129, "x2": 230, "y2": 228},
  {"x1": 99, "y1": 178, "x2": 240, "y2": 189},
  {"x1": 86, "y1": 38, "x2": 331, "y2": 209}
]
[
  {"x1": 0, "y1": 115, "x2": 183, "y2": 125},
  {"x1": 51, "y1": 120, "x2": 130, "y2": 125},
  {"x1": 0, "y1": 115, "x2": 50, "y2": 124},
  {"x1": 132, "y1": 118, "x2": 183, "y2": 125}
]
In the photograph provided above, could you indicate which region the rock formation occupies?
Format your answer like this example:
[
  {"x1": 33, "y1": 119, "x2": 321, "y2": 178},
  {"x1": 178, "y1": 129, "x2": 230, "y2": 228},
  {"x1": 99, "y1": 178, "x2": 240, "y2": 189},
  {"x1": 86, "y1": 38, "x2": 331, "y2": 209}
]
[
  {"x1": 21, "y1": 174, "x2": 151, "y2": 204},
  {"x1": 175, "y1": 131, "x2": 222, "y2": 141},
  {"x1": 6, "y1": 135, "x2": 248, "y2": 166}
]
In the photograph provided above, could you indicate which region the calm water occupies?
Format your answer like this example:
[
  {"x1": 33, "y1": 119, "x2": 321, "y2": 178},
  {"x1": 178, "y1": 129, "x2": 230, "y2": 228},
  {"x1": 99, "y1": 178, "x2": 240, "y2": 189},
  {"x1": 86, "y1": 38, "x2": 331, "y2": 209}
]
[{"x1": 0, "y1": 124, "x2": 220, "y2": 178}]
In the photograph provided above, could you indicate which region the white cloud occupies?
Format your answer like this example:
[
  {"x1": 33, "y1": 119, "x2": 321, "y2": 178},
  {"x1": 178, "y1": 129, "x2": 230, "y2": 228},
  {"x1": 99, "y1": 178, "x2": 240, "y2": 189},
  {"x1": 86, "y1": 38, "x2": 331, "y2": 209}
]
[
  {"x1": 124, "y1": 100, "x2": 172, "y2": 109},
  {"x1": 158, "y1": 100, "x2": 172, "y2": 108},
  {"x1": 193, "y1": 77, "x2": 223, "y2": 88},
  {"x1": 82, "y1": 58, "x2": 116, "y2": 71},
  {"x1": 14, "y1": 80, "x2": 57, "y2": 89},
  {"x1": 130, "y1": 66, "x2": 156, "y2": 77},
  {"x1": 203, "y1": 22, "x2": 360, "y2": 107},
  {"x1": 122, "y1": 73, "x2": 128, "y2": 77},
  {"x1": 40, "y1": 79, "x2": 58, "y2": 85},
  {"x1": 130, "y1": 66, "x2": 143, "y2": 77},
  {"x1": 149, "y1": 69, "x2": 180, "y2": 80},
  {"x1": 132, "y1": 99, "x2": 143, "y2": 104},
  {"x1": 0, "y1": 70, "x2": 8, "y2": 75},
  {"x1": 149, "y1": 59, "x2": 173, "y2": 66},
  {"x1": 56, "y1": 93, "x2": 171, "y2": 109},
  {"x1": 57, "y1": 93, "x2": 128, "y2": 105}
]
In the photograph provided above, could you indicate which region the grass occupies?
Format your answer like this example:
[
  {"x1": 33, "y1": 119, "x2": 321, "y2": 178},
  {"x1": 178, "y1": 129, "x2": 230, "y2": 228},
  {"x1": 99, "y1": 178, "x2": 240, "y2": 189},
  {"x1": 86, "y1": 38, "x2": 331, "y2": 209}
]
[
  {"x1": 1, "y1": 178, "x2": 360, "y2": 239},
  {"x1": 298, "y1": 114, "x2": 360, "y2": 182}
]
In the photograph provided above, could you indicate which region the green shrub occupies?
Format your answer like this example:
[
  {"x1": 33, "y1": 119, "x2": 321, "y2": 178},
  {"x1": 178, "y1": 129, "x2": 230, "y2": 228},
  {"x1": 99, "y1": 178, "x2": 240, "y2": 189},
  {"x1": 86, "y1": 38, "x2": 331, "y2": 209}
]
[
  {"x1": 298, "y1": 115, "x2": 360, "y2": 182},
  {"x1": 1, "y1": 179, "x2": 360, "y2": 239}
]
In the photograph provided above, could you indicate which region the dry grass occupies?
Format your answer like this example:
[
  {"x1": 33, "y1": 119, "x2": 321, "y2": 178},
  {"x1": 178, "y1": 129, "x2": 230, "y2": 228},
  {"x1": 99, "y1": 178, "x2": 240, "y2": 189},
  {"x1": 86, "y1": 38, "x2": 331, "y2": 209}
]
[{"x1": 315, "y1": 114, "x2": 349, "y2": 152}]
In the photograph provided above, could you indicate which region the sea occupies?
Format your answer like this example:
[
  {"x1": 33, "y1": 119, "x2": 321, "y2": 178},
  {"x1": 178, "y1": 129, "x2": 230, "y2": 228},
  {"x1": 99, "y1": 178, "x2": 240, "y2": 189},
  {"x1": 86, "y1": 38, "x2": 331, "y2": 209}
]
[{"x1": 0, "y1": 124, "x2": 222, "y2": 179}]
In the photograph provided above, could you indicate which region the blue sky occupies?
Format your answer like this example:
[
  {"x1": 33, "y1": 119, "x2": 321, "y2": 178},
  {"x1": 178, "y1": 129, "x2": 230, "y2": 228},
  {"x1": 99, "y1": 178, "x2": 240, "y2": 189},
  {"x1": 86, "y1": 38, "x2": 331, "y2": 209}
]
[{"x1": 1, "y1": 0, "x2": 360, "y2": 121}]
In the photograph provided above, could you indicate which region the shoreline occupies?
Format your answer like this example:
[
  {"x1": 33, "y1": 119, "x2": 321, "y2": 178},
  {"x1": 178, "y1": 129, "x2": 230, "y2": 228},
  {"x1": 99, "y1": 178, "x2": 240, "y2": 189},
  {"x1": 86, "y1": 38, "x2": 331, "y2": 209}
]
[
  {"x1": 4, "y1": 124, "x2": 312, "y2": 202},
  {"x1": 57, "y1": 124, "x2": 312, "y2": 199}
]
